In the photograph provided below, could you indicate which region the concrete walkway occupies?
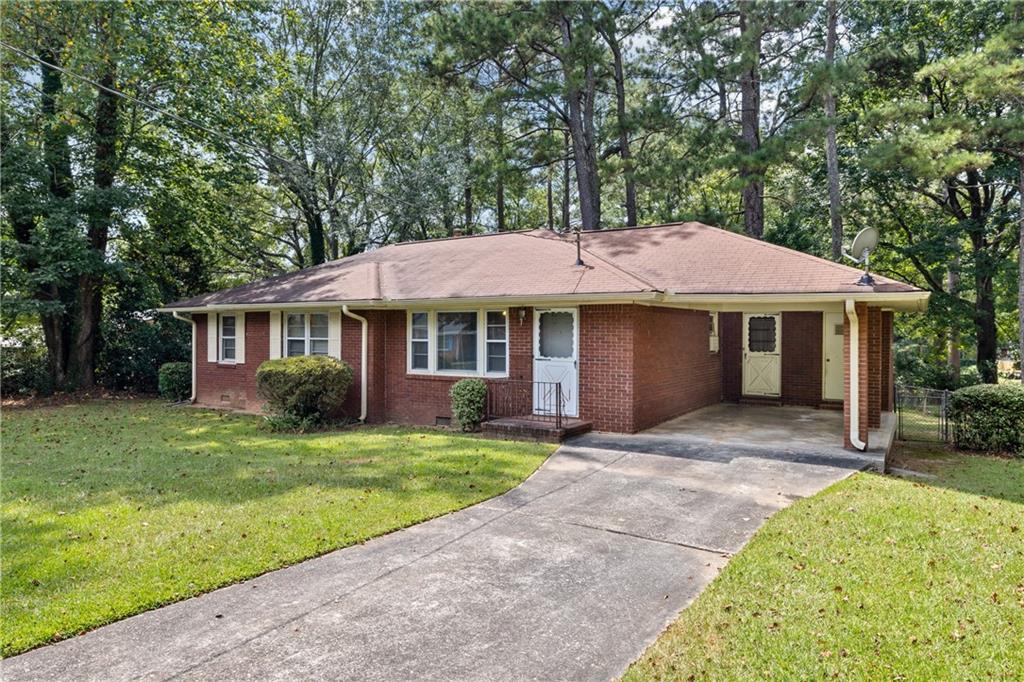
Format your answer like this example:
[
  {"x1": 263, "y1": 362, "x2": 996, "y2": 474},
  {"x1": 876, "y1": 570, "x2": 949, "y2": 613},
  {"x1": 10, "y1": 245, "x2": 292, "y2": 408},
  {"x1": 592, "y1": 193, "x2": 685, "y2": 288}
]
[{"x1": 4, "y1": 439, "x2": 866, "y2": 682}]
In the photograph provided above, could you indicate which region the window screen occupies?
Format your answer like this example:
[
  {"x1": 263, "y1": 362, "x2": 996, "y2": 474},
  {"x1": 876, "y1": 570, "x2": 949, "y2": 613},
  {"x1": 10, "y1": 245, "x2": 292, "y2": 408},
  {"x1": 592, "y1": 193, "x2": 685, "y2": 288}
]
[
  {"x1": 747, "y1": 316, "x2": 777, "y2": 353},
  {"x1": 220, "y1": 315, "x2": 236, "y2": 361},
  {"x1": 539, "y1": 311, "x2": 574, "y2": 358},
  {"x1": 437, "y1": 312, "x2": 477, "y2": 371},
  {"x1": 485, "y1": 310, "x2": 507, "y2": 373},
  {"x1": 410, "y1": 312, "x2": 429, "y2": 370}
]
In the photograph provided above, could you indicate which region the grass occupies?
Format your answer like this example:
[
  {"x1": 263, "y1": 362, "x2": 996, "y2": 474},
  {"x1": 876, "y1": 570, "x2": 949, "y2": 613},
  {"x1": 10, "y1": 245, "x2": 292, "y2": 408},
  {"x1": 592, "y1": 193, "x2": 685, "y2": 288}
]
[
  {"x1": 625, "y1": 444, "x2": 1024, "y2": 680},
  {"x1": 1, "y1": 399, "x2": 553, "y2": 657}
]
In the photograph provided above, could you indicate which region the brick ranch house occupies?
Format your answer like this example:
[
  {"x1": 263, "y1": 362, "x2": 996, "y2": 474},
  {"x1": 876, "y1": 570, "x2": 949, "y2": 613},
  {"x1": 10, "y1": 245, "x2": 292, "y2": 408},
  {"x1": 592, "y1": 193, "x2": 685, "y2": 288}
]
[{"x1": 160, "y1": 222, "x2": 929, "y2": 451}]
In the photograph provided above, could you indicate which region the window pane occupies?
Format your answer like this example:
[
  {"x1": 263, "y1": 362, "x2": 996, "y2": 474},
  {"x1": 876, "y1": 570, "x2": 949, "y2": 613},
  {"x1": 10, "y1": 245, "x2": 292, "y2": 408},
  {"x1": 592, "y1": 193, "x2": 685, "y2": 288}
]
[
  {"x1": 486, "y1": 342, "x2": 506, "y2": 373},
  {"x1": 286, "y1": 314, "x2": 305, "y2": 338},
  {"x1": 411, "y1": 312, "x2": 429, "y2": 340},
  {"x1": 222, "y1": 338, "x2": 235, "y2": 360},
  {"x1": 310, "y1": 339, "x2": 329, "y2": 355},
  {"x1": 748, "y1": 316, "x2": 777, "y2": 353},
  {"x1": 310, "y1": 313, "x2": 328, "y2": 339},
  {"x1": 287, "y1": 339, "x2": 305, "y2": 357},
  {"x1": 411, "y1": 340, "x2": 429, "y2": 370},
  {"x1": 437, "y1": 312, "x2": 477, "y2": 371},
  {"x1": 539, "y1": 311, "x2": 574, "y2": 358},
  {"x1": 221, "y1": 316, "x2": 235, "y2": 337},
  {"x1": 486, "y1": 311, "x2": 506, "y2": 340}
]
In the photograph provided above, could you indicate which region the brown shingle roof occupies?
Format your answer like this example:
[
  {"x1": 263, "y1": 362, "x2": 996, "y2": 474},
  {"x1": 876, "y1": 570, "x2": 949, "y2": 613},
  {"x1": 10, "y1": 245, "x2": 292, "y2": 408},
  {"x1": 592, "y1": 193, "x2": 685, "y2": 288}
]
[{"x1": 165, "y1": 222, "x2": 920, "y2": 308}]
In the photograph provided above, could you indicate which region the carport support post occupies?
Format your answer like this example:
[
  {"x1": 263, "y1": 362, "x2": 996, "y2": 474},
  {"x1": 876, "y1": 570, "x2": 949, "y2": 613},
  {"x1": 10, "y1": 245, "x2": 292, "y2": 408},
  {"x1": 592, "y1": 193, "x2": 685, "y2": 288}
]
[{"x1": 843, "y1": 301, "x2": 869, "y2": 450}]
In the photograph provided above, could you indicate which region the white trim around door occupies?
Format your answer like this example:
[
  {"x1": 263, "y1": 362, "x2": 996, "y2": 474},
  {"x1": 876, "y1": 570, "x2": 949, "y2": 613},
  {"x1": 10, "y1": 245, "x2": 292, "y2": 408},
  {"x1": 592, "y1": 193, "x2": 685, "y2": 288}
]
[
  {"x1": 532, "y1": 308, "x2": 579, "y2": 418},
  {"x1": 742, "y1": 312, "x2": 781, "y2": 397}
]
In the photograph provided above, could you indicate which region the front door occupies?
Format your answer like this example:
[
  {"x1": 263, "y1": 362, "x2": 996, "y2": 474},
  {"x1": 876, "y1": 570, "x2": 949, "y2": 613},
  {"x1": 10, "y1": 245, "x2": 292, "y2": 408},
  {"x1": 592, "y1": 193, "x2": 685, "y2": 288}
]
[
  {"x1": 822, "y1": 312, "x2": 844, "y2": 401},
  {"x1": 533, "y1": 308, "x2": 578, "y2": 417},
  {"x1": 743, "y1": 313, "x2": 781, "y2": 396}
]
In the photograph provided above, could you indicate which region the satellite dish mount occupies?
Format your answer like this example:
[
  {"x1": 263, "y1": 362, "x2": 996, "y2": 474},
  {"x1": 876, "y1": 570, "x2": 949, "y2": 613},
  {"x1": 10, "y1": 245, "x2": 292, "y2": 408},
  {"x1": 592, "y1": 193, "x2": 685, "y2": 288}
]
[{"x1": 842, "y1": 226, "x2": 879, "y2": 286}]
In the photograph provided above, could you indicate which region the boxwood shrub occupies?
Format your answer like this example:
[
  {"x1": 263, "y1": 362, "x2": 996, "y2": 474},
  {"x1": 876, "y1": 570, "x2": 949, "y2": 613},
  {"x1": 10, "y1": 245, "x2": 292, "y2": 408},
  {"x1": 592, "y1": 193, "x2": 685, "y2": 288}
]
[
  {"x1": 255, "y1": 356, "x2": 353, "y2": 423},
  {"x1": 948, "y1": 383, "x2": 1024, "y2": 455},
  {"x1": 157, "y1": 362, "x2": 192, "y2": 402},
  {"x1": 450, "y1": 378, "x2": 487, "y2": 431}
]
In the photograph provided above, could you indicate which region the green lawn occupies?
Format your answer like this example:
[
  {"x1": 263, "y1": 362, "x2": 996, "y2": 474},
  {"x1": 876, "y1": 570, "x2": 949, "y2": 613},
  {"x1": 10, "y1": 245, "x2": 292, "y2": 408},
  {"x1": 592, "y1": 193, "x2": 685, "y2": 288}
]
[
  {"x1": 625, "y1": 445, "x2": 1024, "y2": 680},
  {"x1": 1, "y1": 399, "x2": 553, "y2": 657}
]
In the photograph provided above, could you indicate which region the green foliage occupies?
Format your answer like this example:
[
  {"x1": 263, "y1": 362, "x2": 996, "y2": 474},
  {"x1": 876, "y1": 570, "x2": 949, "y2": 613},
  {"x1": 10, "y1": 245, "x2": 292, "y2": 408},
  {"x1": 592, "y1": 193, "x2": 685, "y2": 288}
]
[
  {"x1": 98, "y1": 313, "x2": 190, "y2": 392},
  {"x1": 255, "y1": 355, "x2": 353, "y2": 423},
  {"x1": 449, "y1": 378, "x2": 488, "y2": 431},
  {"x1": 157, "y1": 362, "x2": 191, "y2": 402},
  {"x1": 0, "y1": 328, "x2": 53, "y2": 396},
  {"x1": 949, "y1": 383, "x2": 1024, "y2": 454}
]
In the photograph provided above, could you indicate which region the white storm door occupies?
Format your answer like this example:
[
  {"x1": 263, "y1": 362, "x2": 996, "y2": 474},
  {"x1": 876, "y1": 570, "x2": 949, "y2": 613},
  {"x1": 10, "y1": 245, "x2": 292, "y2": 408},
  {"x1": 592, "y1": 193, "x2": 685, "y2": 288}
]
[
  {"x1": 822, "y1": 312, "x2": 844, "y2": 401},
  {"x1": 533, "y1": 308, "x2": 578, "y2": 417},
  {"x1": 743, "y1": 313, "x2": 781, "y2": 396}
]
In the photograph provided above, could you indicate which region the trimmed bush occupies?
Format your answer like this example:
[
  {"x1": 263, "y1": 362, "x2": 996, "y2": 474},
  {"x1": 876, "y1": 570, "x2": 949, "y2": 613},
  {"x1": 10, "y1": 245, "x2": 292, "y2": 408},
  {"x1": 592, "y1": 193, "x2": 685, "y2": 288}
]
[
  {"x1": 158, "y1": 362, "x2": 192, "y2": 402},
  {"x1": 255, "y1": 355, "x2": 353, "y2": 423},
  {"x1": 949, "y1": 383, "x2": 1024, "y2": 455},
  {"x1": 450, "y1": 378, "x2": 487, "y2": 431}
]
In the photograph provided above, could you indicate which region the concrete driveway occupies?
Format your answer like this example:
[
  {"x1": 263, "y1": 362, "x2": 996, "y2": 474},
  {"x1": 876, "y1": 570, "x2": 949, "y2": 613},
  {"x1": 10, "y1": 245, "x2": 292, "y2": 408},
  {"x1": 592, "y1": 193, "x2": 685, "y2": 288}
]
[{"x1": 4, "y1": 436, "x2": 868, "y2": 682}]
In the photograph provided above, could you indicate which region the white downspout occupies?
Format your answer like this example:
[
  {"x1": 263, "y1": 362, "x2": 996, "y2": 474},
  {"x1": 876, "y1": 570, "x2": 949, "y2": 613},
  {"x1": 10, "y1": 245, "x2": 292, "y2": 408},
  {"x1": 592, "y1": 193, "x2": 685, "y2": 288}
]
[
  {"x1": 172, "y1": 311, "x2": 197, "y2": 402},
  {"x1": 341, "y1": 305, "x2": 368, "y2": 422},
  {"x1": 845, "y1": 300, "x2": 866, "y2": 451}
]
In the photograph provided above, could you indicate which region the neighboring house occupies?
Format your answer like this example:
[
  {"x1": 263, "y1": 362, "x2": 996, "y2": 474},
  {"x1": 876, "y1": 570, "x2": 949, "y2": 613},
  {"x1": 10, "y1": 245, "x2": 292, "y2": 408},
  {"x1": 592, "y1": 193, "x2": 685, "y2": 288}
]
[{"x1": 160, "y1": 222, "x2": 929, "y2": 450}]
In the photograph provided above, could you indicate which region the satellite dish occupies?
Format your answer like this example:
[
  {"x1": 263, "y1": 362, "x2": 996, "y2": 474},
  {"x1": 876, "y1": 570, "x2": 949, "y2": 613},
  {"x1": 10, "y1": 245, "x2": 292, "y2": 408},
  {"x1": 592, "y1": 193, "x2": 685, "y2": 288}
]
[{"x1": 842, "y1": 226, "x2": 879, "y2": 286}]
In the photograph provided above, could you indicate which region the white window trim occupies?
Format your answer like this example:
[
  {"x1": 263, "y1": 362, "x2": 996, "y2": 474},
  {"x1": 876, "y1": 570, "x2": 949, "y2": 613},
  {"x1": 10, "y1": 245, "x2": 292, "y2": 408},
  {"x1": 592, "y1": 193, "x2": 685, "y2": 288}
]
[
  {"x1": 284, "y1": 312, "x2": 330, "y2": 357},
  {"x1": 709, "y1": 311, "x2": 720, "y2": 353},
  {"x1": 220, "y1": 314, "x2": 237, "y2": 364},
  {"x1": 406, "y1": 309, "x2": 509, "y2": 378}
]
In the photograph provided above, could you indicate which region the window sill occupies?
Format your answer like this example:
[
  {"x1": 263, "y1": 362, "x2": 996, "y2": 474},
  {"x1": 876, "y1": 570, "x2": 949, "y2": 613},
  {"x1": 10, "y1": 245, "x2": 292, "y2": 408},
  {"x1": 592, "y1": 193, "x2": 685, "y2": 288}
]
[{"x1": 405, "y1": 372, "x2": 509, "y2": 381}]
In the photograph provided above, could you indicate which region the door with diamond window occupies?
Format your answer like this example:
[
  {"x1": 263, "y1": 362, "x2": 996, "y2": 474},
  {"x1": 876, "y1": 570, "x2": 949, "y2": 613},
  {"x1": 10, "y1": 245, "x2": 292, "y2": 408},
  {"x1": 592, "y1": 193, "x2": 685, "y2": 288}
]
[{"x1": 742, "y1": 313, "x2": 781, "y2": 396}]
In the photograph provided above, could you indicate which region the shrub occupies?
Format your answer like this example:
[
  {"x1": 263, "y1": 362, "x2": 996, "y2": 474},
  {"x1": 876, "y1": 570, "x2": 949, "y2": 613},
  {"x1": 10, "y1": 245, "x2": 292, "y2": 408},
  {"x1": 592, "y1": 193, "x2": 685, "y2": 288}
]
[
  {"x1": 450, "y1": 378, "x2": 487, "y2": 431},
  {"x1": 255, "y1": 355, "x2": 353, "y2": 423},
  {"x1": 949, "y1": 383, "x2": 1024, "y2": 455},
  {"x1": 97, "y1": 311, "x2": 190, "y2": 392},
  {"x1": 158, "y1": 362, "x2": 192, "y2": 402},
  {"x1": 261, "y1": 412, "x2": 321, "y2": 433},
  {"x1": 0, "y1": 330, "x2": 53, "y2": 396}
]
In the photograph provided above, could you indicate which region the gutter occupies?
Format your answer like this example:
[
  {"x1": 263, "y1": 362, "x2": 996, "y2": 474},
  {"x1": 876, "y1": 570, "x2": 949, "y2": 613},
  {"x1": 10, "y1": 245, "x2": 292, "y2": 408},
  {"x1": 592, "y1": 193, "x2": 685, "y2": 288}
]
[
  {"x1": 171, "y1": 311, "x2": 197, "y2": 403},
  {"x1": 342, "y1": 305, "x2": 368, "y2": 422},
  {"x1": 845, "y1": 300, "x2": 866, "y2": 451}
]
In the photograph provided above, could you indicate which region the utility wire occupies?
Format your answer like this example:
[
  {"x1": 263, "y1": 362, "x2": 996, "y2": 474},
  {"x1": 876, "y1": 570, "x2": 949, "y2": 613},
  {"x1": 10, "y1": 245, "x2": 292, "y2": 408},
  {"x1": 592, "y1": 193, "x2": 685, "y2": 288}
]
[{"x1": 0, "y1": 39, "x2": 312, "y2": 183}]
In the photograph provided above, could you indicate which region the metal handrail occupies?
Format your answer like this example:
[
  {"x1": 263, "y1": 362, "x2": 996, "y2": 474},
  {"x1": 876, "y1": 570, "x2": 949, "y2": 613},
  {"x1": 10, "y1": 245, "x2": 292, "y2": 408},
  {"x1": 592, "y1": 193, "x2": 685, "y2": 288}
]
[{"x1": 486, "y1": 380, "x2": 564, "y2": 429}]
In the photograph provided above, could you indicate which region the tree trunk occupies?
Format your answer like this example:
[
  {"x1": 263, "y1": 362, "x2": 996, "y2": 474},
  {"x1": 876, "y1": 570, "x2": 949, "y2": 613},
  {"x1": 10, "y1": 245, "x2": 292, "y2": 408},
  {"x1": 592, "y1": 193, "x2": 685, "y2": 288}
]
[
  {"x1": 1018, "y1": 157, "x2": 1023, "y2": 378},
  {"x1": 560, "y1": 15, "x2": 601, "y2": 230},
  {"x1": 738, "y1": 7, "x2": 763, "y2": 238},
  {"x1": 547, "y1": 165, "x2": 554, "y2": 229},
  {"x1": 947, "y1": 244, "x2": 961, "y2": 380},
  {"x1": 824, "y1": 0, "x2": 843, "y2": 259},
  {"x1": 562, "y1": 131, "x2": 571, "y2": 230},
  {"x1": 975, "y1": 270, "x2": 998, "y2": 383},
  {"x1": 307, "y1": 208, "x2": 326, "y2": 265},
  {"x1": 496, "y1": 106, "x2": 506, "y2": 231},
  {"x1": 71, "y1": 58, "x2": 121, "y2": 388},
  {"x1": 603, "y1": 27, "x2": 637, "y2": 226}
]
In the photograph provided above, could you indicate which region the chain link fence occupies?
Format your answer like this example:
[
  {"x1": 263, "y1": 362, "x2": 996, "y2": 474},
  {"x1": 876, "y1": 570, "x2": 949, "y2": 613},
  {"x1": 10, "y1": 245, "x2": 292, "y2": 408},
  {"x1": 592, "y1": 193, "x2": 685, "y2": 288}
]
[{"x1": 896, "y1": 385, "x2": 951, "y2": 443}]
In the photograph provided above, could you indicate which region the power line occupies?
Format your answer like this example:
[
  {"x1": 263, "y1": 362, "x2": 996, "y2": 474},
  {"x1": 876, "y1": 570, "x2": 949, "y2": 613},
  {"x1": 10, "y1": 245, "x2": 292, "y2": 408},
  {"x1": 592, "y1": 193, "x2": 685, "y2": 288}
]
[{"x1": 0, "y1": 39, "x2": 311, "y2": 183}]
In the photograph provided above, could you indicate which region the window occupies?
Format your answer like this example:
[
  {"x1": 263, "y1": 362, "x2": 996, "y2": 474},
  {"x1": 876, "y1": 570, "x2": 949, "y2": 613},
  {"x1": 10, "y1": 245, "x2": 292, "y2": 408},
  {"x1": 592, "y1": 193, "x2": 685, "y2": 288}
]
[
  {"x1": 437, "y1": 312, "x2": 477, "y2": 371},
  {"x1": 538, "y1": 310, "x2": 574, "y2": 358},
  {"x1": 486, "y1": 310, "x2": 507, "y2": 373},
  {"x1": 708, "y1": 312, "x2": 719, "y2": 353},
  {"x1": 410, "y1": 312, "x2": 429, "y2": 370},
  {"x1": 220, "y1": 315, "x2": 236, "y2": 361},
  {"x1": 408, "y1": 310, "x2": 508, "y2": 376},
  {"x1": 285, "y1": 313, "x2": 329, "y2": 357},
  {"x1": 747, "y1": 316, "x2": 777, "y2": 353}
]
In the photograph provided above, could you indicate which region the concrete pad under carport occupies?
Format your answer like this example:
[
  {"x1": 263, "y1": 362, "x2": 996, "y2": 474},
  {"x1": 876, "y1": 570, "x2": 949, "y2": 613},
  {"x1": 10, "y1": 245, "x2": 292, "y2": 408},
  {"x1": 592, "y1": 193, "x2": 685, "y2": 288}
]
[
  {"x1": 3, "y1": 438, "x2": 866, "y2": 682},
  {"x1": 618, "y1": 403, "x2": 889, "y2": 470}
]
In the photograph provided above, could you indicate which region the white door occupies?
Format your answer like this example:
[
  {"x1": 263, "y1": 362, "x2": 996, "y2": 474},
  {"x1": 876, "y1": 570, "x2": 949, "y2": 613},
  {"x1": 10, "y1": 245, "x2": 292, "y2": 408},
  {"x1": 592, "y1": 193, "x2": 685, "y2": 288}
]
[
  {"x1": 743, "y1": 313, "x2": 781, "y2": 396},
  {"x1": 822, "y1": 312, "x2": 844, "y2": 401},
  {"x1": 533, "y1": 308, "x2": 578, "y2": 417}
]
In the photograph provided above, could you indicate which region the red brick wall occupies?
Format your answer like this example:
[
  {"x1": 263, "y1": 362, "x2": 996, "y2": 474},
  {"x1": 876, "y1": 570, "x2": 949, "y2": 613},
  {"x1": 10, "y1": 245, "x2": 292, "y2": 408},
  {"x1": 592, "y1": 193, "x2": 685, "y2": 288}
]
[
  {"x1": 195, "y1": 312, "x2": 270, "y2": 412},
  {"x1": 380, "y1": 307, "x2": 534, "y2": 426},
  {"x1": 881, "y1": 310, "x2": 894, "y2": 412},
  {"x1": 577, "y1": 305, "x2": 636, "y2": 432},
  {"x1": 720, "y1": 312, "x2": 743, "y2": 401},
  {"x1": 867, "y1": 306, "x2": 883, "y2": 428},
  {"x1": 781, "y1": 311, "x2": 823, "y2": 406},
  {"x1": 632, "y1": 306, "x2": 721, "y2": 431}
]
